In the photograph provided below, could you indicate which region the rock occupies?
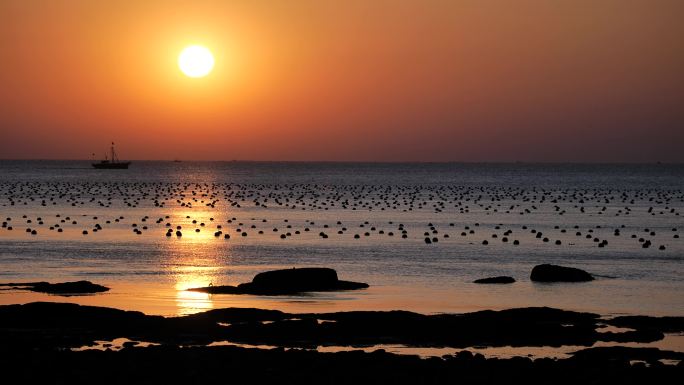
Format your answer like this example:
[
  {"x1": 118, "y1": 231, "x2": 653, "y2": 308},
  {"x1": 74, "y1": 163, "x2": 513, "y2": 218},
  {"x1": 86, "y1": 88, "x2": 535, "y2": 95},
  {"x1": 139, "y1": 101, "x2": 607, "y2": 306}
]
[
  {"x1": 31, "y1": 281, "x2": 110, "y2": 294},
  {"x1": 473, "y1": 276, "x2": 515, "y2": 284},
  {"x1": 570, "y1": 346, "x2": 684, "y2": 363},
  {"x1": 606, "y1": 315, "x2": 684, "y2": 333},
  {"x1": 530, "y1": 264, "x2": 594, "y2": 282},
  {"x1": 0, "y1": 280, "x2": 110, "y2": 295},
  {"x1": 5, "y1": 301, "x2": 684, "y2": 366},
  {"x1": 189, "y1": 267, "x2": 369, "y2": 295}
]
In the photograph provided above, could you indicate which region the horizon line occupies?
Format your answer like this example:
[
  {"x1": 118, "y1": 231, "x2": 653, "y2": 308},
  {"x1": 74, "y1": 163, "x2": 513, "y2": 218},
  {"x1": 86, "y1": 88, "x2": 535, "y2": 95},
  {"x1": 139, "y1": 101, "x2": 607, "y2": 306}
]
[{"x1": 0, "y1": 158, "x2": 681, "y2": 165}]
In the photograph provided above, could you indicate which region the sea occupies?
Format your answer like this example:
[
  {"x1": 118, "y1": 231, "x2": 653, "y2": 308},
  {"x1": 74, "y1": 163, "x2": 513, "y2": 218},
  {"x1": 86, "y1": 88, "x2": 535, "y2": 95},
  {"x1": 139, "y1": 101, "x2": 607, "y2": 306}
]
[{"x1": 1, "y1": 161, "x2": 682, "y2": 318}]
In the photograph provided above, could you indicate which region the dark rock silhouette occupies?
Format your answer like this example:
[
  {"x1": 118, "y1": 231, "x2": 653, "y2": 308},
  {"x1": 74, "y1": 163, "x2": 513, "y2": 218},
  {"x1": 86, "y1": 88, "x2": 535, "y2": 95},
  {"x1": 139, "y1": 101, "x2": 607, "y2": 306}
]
[
  {"x1": 2, "y1": 343, "x2": 682, "y2": 385},
  {"x1": 606, "y1": 315, "x2": 684, "y2": 333},
  {"x1": 189, "y1": 267, "x2": 369, "y2": 295},
  {"x1": 0, "y1": 281, "x2": 109, "y2": 295},
  {"x1": 530, "y1": 264, "x2": 594, "y2": 282},
  {"x1": 2, "y1": 302, "x2": 677, "y2": 351},
  {"x1": 570, "y1": 346, "x2": 684, "y2": 364},
  {"x1": 474, "y1": 276, "x2": 516, "y2": 284},
  {"x1": 1, "y1": 302, "x2": 682, "y2": 384}
]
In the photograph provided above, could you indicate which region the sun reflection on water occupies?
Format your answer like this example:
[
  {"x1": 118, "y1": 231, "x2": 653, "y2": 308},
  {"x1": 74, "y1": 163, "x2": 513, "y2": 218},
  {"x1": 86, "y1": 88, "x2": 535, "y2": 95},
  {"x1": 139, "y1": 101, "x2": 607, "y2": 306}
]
[
  {"x1": 165, "y1": 206, "x2": 228, "y2": 315},
  {"x1": 174, "y1": 267, "x2": 216, "y2": 315},
  {"x1": 176, "y1": 288, "x2": 213, "y2": 315}
]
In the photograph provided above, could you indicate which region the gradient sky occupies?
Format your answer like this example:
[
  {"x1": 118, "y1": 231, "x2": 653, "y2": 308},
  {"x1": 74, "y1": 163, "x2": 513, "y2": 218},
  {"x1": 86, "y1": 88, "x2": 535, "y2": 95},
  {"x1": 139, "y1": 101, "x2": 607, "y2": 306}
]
[{"x1": 1, "y1": 0, "x2": 682, "y2": 162}]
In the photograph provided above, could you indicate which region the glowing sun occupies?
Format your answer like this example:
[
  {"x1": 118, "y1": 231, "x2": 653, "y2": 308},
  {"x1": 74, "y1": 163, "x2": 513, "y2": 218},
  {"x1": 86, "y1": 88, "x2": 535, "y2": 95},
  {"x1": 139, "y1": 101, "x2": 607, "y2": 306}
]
[{"x1": 178, "y1": 45, "x2": 214, "y2": 78}]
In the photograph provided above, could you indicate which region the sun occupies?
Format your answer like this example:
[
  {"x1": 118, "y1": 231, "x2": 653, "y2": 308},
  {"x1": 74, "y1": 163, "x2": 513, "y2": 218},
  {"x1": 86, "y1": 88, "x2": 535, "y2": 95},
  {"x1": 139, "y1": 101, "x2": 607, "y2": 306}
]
[{"x1": 178, "y1": 45, "x2": 215, "y2": 78}]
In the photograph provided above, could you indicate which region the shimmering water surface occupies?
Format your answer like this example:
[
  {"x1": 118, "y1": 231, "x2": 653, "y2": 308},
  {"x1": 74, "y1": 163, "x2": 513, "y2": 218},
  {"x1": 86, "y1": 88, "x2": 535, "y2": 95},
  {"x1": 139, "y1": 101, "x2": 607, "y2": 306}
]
[{"x1": 1, "y1": 161, "x2": 682, "y2": 318}]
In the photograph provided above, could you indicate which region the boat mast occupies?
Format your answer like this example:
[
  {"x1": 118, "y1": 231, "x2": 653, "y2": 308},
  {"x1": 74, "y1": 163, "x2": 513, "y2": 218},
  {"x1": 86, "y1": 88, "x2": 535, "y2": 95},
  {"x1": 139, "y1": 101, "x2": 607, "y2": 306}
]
[{"x1": 111, "y1": 142, "x2": 118, "y2": 163}]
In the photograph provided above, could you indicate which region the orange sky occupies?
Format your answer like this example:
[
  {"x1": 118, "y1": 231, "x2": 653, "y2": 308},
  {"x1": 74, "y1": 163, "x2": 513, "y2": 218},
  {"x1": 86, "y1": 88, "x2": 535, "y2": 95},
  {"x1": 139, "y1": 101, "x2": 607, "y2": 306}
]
[{"x1": 1, "y1": 0, "x2": 682, "y2": 162}]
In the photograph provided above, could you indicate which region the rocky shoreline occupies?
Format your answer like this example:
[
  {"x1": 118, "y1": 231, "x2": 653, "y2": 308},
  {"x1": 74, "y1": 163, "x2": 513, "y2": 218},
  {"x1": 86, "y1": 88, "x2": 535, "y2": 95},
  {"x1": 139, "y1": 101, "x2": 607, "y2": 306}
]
[
  {"x1": 3, "y1": 343, "x2": 681, "y2": 385},
  {"x1": 0, "y1": 302, "x2": 681, "y2": 384}
]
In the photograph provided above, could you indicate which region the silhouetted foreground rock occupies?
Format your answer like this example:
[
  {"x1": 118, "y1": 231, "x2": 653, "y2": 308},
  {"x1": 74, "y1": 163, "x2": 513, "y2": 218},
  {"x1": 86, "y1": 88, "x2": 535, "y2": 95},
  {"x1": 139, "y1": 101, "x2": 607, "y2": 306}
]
[
  {"x1": 606, "y1": 315, "x2": 684, "y2": 333},
  {"x1": 0, "y1": 280, "x2": 109, "y2": 295},
  {"x1": 189, "y1": 267, "x2": 369, "y2": 295},
  {"x1": 0, "y1": 302, "x2": 682, "y2": 384},
  {"x1": 530, "y1": 264, "x2": 594, "y2": 282},
  {"x1": 474, "y1": 276, "x2": 515, "y2": 284},
  {"x1": 1, "y1": 302, "x2": 680, "y2": 350},
  {"x1": 1, "y1": 345, "x2": 682, "y2": 385},
  {"x1": 571, "y1": 346, "x2": 684, "y2": 363}
]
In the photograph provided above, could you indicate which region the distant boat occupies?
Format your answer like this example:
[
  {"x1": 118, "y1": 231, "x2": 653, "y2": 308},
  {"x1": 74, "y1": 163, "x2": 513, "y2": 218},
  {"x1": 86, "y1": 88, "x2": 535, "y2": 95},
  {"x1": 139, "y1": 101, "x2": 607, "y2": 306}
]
[{"x1": 92, "y1": 142, "x2": 131, "y2": 169}]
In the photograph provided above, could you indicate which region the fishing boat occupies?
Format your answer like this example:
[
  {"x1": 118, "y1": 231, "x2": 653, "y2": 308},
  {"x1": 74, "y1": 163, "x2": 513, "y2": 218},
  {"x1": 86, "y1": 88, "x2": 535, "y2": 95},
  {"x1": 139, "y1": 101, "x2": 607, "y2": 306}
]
[{"x1": 92, "y1": 142, "x2": 131, "y2": 169}]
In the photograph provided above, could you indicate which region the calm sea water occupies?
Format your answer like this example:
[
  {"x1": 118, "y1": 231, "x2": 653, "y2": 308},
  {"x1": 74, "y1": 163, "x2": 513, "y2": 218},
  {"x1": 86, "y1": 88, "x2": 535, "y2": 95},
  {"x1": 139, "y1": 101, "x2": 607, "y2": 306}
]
[{"x1": 0, "y1": 161, "x2": 682, "y2": 317}]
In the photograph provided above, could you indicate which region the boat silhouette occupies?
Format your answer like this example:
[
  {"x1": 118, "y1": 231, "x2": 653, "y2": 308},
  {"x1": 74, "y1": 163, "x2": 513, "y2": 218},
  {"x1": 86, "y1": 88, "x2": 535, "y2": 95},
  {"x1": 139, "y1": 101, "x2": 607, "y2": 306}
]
[{"x1": 92, "y1": 142, "x2": 131, "y2": 169}]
